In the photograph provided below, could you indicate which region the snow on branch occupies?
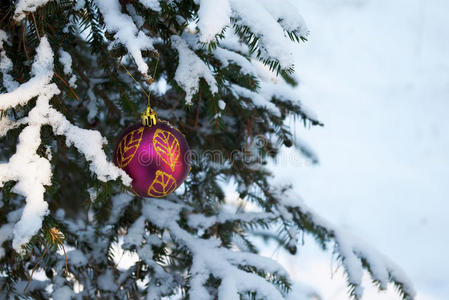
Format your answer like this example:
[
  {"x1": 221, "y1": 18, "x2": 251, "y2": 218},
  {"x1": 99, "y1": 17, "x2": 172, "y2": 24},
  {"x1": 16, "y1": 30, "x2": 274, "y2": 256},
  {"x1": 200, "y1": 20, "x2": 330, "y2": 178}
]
[
  {"x1": 187, "y1": 210, "x2": 275, "y2": 230},
  {"x1": 219, "y1": 54, "x2": 319, "y2": 124},
  {"x1": 58, "y1": 48, "x2": 77, "y2": 88},
  {"x1": 139, "y1": 0, "x2": 161, "y2": 12},
  {"x1": 173, "y1": 29, "x2": 320, "y2": 123},
  {"x1": 0, "y1": 37, "x2": 130, "y2": 252},
  {"x1": 258, "y1": 0, "x2": 308, "y2": 35},
  {"x1": 230, "y1": 83, "x2": 281, "y2": 117},
  {"x1": 141, "y1": 199, "x2": 289, "y2": 299},
  {"x1": 0, "y1": 30, "x2": 19, "y2": 92},
  {"x1": 118, "y1": 182, "x2": 414, "y2": 299},
  {"x1": 13, "y1": 0, "x2": 50, "y2": 22},
  {"x1": 229, "y1": 0, "x2": 306, "y2": 69},
  {"x1": 195, "y1": 0, "x2": 307, "y2": 70},
  {"x1": 0, "y1": 37, "x2": 57, "y2": 250},
  {"x1": 171, "y1": 35, "x2": 218, "y2": 105},
  {"x1": 197, "y1": 0, "x2": 231, "y2": 43},
  {"x1": 94, "y1": 0, "x2": 155, "y2": 77},
  {"x1": 0, "y1": 36, "x2": 54, "y2": 110},
  {"x1": 0, "y1": 223, "x2": 14, "y2": 258},
  {"x1": 274, "y1": 187, "x2": 416, "y2": 300}
]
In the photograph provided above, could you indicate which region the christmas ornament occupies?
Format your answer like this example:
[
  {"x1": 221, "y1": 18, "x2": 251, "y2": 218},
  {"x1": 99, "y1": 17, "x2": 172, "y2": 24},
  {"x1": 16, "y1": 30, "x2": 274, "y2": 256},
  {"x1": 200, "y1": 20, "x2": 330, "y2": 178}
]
[{"x1": 114, "y1": 105, "x2": 191, "y2": 197}]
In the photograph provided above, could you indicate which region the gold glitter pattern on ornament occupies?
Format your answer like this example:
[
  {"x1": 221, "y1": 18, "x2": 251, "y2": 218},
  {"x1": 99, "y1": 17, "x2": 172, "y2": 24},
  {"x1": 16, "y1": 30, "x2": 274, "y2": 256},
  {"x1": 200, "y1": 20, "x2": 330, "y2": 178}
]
[
  {"x1": 152, "y1": 129, "x2": 180, "y2": 172},
  {"x1": 147, "y1": 170, "x2": 177, "y2": 197},
  {"x1": 116, "y1": 127, "x2": 144, "y2": 168}
]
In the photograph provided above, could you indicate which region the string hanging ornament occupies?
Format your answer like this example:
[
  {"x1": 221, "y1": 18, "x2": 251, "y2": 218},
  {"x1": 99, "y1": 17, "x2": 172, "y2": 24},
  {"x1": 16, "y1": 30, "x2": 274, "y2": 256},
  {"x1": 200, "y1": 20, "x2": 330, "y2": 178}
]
[{"x1": 114, "y1": 57, "x2": 191, "y2": 197}]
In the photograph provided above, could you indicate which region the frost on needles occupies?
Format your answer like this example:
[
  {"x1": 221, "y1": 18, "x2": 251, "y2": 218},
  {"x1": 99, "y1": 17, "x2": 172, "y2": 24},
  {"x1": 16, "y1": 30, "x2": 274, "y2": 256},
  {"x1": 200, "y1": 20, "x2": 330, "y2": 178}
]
[{"x1": 0, "y1": 1, "x2": 414, "y2": 299}]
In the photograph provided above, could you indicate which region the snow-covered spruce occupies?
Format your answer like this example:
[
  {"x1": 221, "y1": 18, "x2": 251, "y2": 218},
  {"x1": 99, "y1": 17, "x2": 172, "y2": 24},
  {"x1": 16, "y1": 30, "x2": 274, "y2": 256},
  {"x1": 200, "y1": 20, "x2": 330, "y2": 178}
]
[{"x1": 0, "y1": 1, "x2": 414, "y2": 299}]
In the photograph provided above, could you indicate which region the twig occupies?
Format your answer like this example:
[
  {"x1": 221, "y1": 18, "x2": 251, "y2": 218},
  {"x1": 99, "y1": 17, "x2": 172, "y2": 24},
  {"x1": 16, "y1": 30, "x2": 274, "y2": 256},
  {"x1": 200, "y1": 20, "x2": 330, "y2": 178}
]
[
  {"x1": 170, "y1": 93, "x2": 183, "y2": 112},
  {"x1": 24, "y1": 246, "x2": 49, "y2": 292},
  {"x1": 53, "y1": 71, "x2": 79, "y2": 100},
  {"x1": 9, "y1": 254, "x2": 14, "y2": 276},
  {"x1": 0, "y1": 7, "x2": 12, "y2": 23},
  {"x1": 214, "y1": 97, "x2": 218, "y2": 128},
  {"x1": 22, "y1": 25, "x2": 30, "y2": 62},
  {"x1": 194, "y1": 91, "x2": 202, "y2": 128},
  {"x1": 61, "y1": 243, "x2": 69, "y2": 276},
  {"x1": 31, "y1": 13, "x2": 40, "y2": 41},
  {"x1": 136, "y1": 261, "x2": 141, "y2": 279}
]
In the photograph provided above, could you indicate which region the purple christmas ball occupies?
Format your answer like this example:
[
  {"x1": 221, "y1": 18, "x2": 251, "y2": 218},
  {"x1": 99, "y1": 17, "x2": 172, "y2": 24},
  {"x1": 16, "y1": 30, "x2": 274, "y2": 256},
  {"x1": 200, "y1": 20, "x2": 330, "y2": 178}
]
[{"x1": 114, "y1": 121, "x2": 191, "y2": 197}]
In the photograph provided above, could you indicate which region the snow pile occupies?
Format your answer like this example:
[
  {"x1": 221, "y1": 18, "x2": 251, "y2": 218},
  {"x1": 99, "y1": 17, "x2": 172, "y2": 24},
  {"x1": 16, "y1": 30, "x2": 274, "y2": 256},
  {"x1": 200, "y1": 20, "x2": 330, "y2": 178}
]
[{"x1": 0, "y1": 37, "x2": 130, "y2": 252}]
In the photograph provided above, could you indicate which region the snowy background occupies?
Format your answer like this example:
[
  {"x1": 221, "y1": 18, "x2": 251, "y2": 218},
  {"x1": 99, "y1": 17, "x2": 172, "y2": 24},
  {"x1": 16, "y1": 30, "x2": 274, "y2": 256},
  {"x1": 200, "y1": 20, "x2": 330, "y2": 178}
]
[{"x1": 266, "y1": 0, "x2": 449, "y2": 299}]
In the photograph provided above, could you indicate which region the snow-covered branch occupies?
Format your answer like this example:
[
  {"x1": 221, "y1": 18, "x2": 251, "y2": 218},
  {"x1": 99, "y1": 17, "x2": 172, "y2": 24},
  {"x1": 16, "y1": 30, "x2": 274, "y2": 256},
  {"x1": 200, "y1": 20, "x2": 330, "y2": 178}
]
[
  {"x1": 58, "y1": 48, "x2": 77, "y2": 88},
  {"x1": 13, "y1": 0, "x2": 50, "y2": 21},
  {"x1": 0, "y1": 37, "x2": 130, "y2": 252},
  {"x1": 139, "y1": 0, "x2": 161, "y2": 12},
  {"x1": 93, "y1": 0, "x2": 155, "y2": 77},
  {"x1": 197, "y1": 0, "x2": 231, "y2": 43},
  {"x1": 0, "y1": 36, "x2": 54, "y2": 110},
  {"x1": 138, "y1": 199, "x2": 289, "y2": 299},
  {"x1": 115, "y1": 184, "x2": 416, "y2": 300},
  {"x1": 171, "y1": 35, "x2": 218, "y2": 105},
  {"x1": 0, "y1": 30, "x2": 19, "y2": 92},
  {"x1": 274, "y1": 188, "x2": 416, "y2": 300},
  {"x1": 195, "y1": 0, "x2": 307, "y2": 68}
]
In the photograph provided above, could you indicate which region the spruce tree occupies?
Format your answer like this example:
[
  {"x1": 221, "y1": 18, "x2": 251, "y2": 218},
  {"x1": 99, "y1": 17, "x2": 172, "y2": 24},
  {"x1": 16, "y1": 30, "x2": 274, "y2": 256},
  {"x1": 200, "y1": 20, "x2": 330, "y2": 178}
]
[{"x1": 0, "y1": 1, "x2": 415, "y2": 299}]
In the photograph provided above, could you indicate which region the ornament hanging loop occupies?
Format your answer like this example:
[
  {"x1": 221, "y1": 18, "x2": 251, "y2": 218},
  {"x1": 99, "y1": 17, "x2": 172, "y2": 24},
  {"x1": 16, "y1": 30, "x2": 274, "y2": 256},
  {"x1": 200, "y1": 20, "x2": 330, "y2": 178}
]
[{"x1": 141, "y1": 104, "x2": 157, "y2": 127}]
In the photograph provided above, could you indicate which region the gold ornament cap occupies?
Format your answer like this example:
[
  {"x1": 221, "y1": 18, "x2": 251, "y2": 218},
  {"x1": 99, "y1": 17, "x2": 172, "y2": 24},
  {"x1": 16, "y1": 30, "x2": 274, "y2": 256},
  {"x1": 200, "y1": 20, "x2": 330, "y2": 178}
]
[{"x1": 141, "y1": 106, "x2": 158, "y2": 127}]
